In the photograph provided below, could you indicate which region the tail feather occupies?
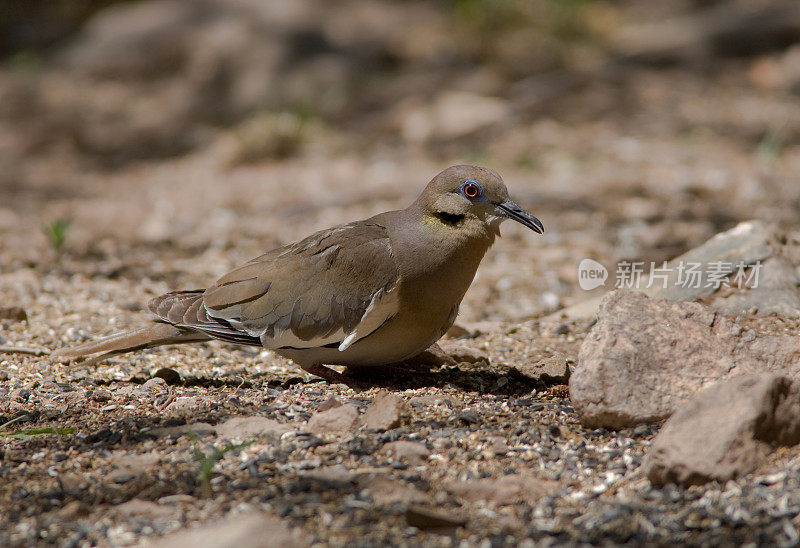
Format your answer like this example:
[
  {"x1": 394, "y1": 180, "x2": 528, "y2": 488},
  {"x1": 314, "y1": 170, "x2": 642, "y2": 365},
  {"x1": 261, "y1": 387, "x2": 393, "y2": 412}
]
[
  {"x1": 51, "y1": 322, "x2": 210, "y2": 363},
  {"x1": 52, "y1": 289, "x2": 262, "y2": 366}
]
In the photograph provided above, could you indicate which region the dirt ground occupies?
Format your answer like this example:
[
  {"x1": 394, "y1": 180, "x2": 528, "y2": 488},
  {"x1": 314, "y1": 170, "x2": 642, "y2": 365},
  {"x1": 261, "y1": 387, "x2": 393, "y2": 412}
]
[{"x1": 4, "y1": 1, "x2": 800, "y2": 546}]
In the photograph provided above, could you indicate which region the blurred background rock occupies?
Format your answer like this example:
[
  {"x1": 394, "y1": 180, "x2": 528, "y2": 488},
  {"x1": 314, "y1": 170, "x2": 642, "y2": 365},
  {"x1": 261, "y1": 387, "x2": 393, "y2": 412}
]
[
  {"x1": 0, "y1": 0, "x2": 612, "y2": 166},
  {"x1": 2, "y1": 0, "x2": 800, "y2": 319}
]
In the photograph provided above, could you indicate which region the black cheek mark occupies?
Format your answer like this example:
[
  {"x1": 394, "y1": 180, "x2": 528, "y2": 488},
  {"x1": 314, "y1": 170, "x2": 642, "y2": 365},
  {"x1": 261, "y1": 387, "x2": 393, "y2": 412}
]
[{"x1": 436, "y1": 212, "x2": 465, "y2": 226}]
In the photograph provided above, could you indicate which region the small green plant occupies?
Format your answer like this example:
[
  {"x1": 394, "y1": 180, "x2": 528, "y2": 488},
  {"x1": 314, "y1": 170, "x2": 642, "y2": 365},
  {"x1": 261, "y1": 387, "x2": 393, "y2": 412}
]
[
  {"x1": 0, "y1": 416, "x2": 75, "y2": 440},
  {"x1": 43, "y1": 219, "x2": 72, "y2": 253},
  {"x1": 226, "y1": 104, "x2": 318, "y2": 166},
  {"x1": 6, "y1": 50, "x2": 41, "y2": 74},
  {"x1": 188, "y1": 431, "x2": 254, "y2": 496},
  {"x1": 467, "y1": 150, "x2": 492, "y2": 165},
  {"x1": 446, "y1": 0, "x2": 596, "y2": 40},
  {"x1": 756, "y1": 127, "x2": 786, "y2": 163},
  {"x1": 514, "y1": 151, "x2": 541, "y2": 170}
]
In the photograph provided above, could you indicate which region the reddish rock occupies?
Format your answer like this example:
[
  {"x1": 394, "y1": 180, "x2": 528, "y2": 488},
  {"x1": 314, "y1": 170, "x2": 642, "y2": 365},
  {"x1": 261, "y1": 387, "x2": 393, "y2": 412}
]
[
  {"x1": 570, "y1": 290, "x2": 800, "y2": 428},
  {"x1": 113, "y1": 499, "x2": 178, "y2": 519},
  {"x1": 379, "y1": 440, "x2": 430, "y2": 463},
  {"x1": 514, "y1": 353, "x2": 570, "y2": 383},
  {"x1": 306, "y1": 404, "x2": 359, "y2": 434},
  {"x1": 363, "y1": 477, "x2": 429, "y2": 506},
  {"x1": 361, "y1": 390, "x2": 410, "y2": 430},
  {"x1": 446, "y1": 473, "x2": 558, "y2": 505},
  {"x1": 644, "y1": 374, "x2": 800, "y2": 486},
  {"x1": 149, "y1": 511, "x2": 307, "y2": 548},
  {"x1": 105, "y1": 451, "x2": 161, "y2": 484},
  {"x1": 317, "y1": 396, "x2": 342, "y2": 412}
]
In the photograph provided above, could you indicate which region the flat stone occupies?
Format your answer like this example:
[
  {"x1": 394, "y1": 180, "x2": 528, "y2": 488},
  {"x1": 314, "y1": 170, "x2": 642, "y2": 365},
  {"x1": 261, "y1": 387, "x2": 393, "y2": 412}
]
[
  {"x1": 299, "y1": 465, "x2": 358, "y2": 488},
  {"x1": 90, "y1": 388, "x2": 113, "y2": 402},
  {"x1": 149, "y1": 511, "x2": 307, "y2": 548},
  {"x1": 513, "y1": 353, "x2": 570, "y2": 383},
  {"x1": 306, "y1": 404, "x2": 359, "y2": 434},
  {"x1": 444, "y1": 321, "x2": 501, "y2": 340},
  {"x1": 157, "y1": 494, "x2": 195, "y2": 505},
  {"x1": 143, "y1": 377, "x2": 169, "y2": 392},
  {"x1": 446, "y1": 473, "x2": 558, "y2": 505},
  {"x1": 105, "y1": 451, "x2": 161, "y2": 483},
  {"x1": 115, "y1": 385, "x2": 148, "y2": 397},
  {"x1": 407, "y1": 395, "x2": 454, "y2": 408},
  {"x1": 363, "y1": 477, "x2": 428, "y2": 506},
  {"x1": 401, "y1": 91, "x2": 509, "y2": 142},
  {"x1": 648, "y1": 220, "x2": 774, "y2": 302},
  {"x1": 114, "y1": 499, "x2": 178, "y2": 519},
  {"x1": 379, "y1": 440, "x2": 430, "y2": 463},
  {"x1": 58, "y1": 501, "x2": 89, "y2": 519},
  {"x1": 406, "y1": 343, "x2": 456, "y2": 368},
  {"x1": 644, "y1": 374, "x2": 800, "y2": 486},
  {"x1": 360, "y1": 390, "x2": 410, "y2": 431},
  {"x1": 59, "y1": 473, "x2": 89, "y2": 492},
  {"x1": 444, "y1": 324, "x2": 472, "y2": 339},
  {"x1": 214, "y1": 416, "x2": 292, "y2": 441}
]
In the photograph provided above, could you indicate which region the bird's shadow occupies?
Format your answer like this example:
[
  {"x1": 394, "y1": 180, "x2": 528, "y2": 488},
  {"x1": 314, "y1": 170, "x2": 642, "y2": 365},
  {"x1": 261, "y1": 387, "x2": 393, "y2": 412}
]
[
  {"x1": 119, "y1": 363, "x2": 549, "y2": 396},
  {"x1": 113, "y1": 356, "x2": 555, "y2": 396},
  {"x1": 322, "y1": 363, "x2": 549, "y2": 396}
]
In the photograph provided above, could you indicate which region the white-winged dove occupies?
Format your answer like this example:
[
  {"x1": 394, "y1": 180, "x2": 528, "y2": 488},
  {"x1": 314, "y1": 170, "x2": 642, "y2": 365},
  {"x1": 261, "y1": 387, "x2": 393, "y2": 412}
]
[{"x1": 53, "y1": 165, "x2": 543, "y2": 383}]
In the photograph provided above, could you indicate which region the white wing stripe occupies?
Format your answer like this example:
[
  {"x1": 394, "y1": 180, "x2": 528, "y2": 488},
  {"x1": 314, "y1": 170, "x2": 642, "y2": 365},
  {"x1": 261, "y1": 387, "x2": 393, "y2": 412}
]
[
  {"x1": 338, "y1": 285, "x2": 399, "y2": 351},
  {"x1": 338, "y1": 331, "x2": 358, "y2": 352}
]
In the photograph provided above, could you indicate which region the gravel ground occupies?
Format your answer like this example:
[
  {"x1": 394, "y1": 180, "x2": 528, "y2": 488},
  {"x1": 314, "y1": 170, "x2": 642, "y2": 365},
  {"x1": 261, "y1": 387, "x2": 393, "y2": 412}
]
[{"x1": 3, "y1": 305, "x2": 800, "y2": 546}]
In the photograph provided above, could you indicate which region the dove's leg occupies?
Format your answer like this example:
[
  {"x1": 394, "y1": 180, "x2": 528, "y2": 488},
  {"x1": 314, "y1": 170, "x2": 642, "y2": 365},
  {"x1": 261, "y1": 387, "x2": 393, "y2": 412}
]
[{"x1": 300, "y1": 363, "x2": 367, "y2": 389}]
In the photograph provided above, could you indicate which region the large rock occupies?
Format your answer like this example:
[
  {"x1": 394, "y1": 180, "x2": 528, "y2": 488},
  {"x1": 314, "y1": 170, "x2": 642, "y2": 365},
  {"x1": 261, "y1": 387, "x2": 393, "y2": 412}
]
[
  {"x1": 400, "y1": 91, "x2": 510, "y2": 143},
  {"x1": 713, "y1": 256, "x2": 800, "y2": 317},
  {"x1": 611, "y1": 2, "x2": 800, "y2": 65},
  {"x1": 644, "y1": 375, "x2": 800, "y2": 486},
  {"x1": 569, "y1": 290, "x2": 800, "y2": 428},
  {"x1": 6, "y1": 0, "x2": 446, "y2": 164},
  {"x1": 550, "y1": 220, "x2": 775, "y2": 321}
]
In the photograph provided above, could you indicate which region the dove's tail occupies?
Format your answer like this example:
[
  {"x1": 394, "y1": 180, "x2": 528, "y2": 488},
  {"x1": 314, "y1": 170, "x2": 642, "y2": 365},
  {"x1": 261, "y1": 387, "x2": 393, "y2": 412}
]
[{"x1": 51, "y1": 322, "x2": 211, "y2": 365}]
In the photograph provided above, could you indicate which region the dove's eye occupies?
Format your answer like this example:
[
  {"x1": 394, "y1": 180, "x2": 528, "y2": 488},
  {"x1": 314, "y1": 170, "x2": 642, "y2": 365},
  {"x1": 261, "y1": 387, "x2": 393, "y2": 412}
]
[{"x1": 461, "y1": 180, "x2": 482, "y2": 200}]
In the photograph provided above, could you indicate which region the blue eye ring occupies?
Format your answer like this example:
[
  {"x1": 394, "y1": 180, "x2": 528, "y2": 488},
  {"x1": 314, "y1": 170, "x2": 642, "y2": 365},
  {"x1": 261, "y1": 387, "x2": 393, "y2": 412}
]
[{"x1": 461, "y1": 180, "x2": 482, "y2": 200}]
